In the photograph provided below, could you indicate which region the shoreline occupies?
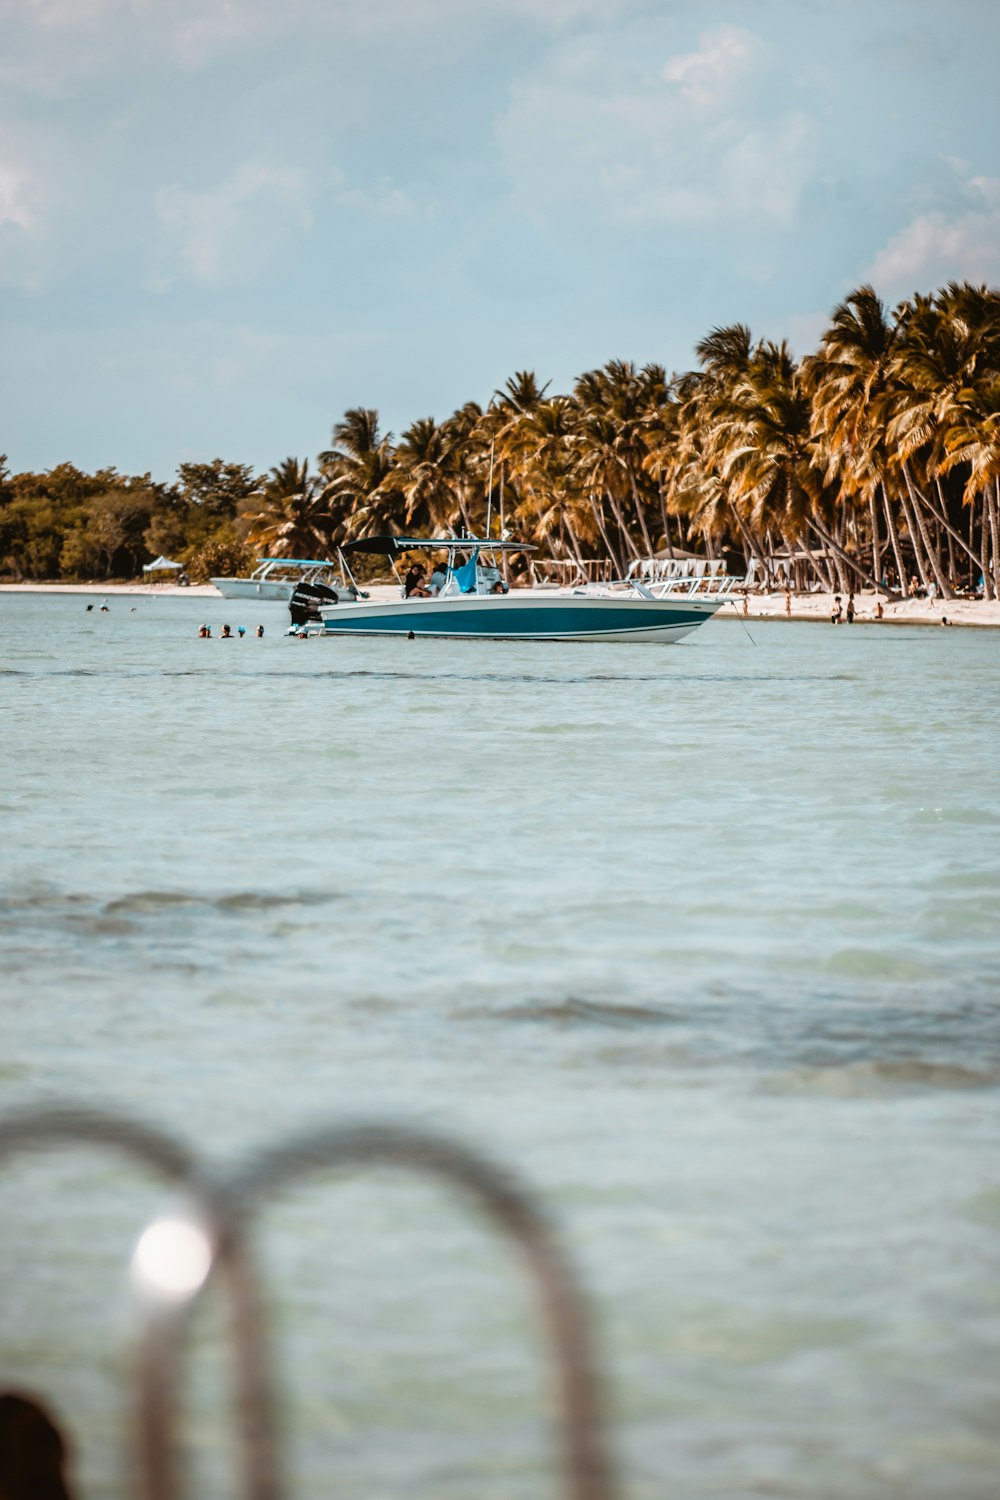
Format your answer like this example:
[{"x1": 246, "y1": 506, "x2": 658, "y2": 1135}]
[{"x1": 1, "y1": 581, "x2": 998, "y2": 627}]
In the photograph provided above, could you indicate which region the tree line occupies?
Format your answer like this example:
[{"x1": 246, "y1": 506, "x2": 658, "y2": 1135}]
[{"x1": 2, "y1": 282, "x2": 998, "y2": 599}]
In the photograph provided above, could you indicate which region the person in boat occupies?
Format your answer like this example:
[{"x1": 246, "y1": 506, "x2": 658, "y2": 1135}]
[
  {"x1": 428, "y1": 562, "x2": 447, "y2": 595},
  {"x1": 404, "y1": 563, "x2": 431, "y2": 598}
]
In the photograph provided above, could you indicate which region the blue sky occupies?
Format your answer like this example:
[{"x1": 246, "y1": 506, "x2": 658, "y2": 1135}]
[{"x1": 2, "y1": 0, "x2": 998, "y2": 480}]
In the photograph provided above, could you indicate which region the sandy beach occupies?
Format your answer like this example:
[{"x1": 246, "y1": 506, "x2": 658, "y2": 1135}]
[
  {"x1": 731, "y1": 589, "x2": 1000, "y2": 628},
  {"x1": 3, "y1": 580, "x2": 999, "y2": 626}
]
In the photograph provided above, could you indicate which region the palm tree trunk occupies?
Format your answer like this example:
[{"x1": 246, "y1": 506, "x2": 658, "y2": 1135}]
[
  {"x1": 626, "y1": 469, "x2": 657, "y2": 559},
  {"x1": 807, "y1": 516, "x2": 885, "y2": 594},
  {"x1": 989, "y1": 480, "x2": 1000, "y2": 595},
  {"x1": 658, "y1": 482, "x2": 674, "y2": 556},
  {"x1": 606, "y1": 488, "x2": 642, "y2": 562},
  {"x1": 981, "y1": 496, "x2": 993, "y2": 599},
  {"x1": 725, "y1": 502, "x2": 769, "y2": 582},
  {"x1": 902, "y1": 462, "x2": 952, "y2": 596},
  {"x1": 882, "y1": 486, "x2": 906, "y2": 595},
  {"x1": 796, "y1": 530, "x2": 833, "y2": 590},
  {"x1": 895, "y1": 480, "x2": 927, "y2": 589},
  {"x1": 560, "y1": 515, "x2": 587, "y2": 573},
  {"x1": 922, "y1": 477, "x2": 982, "y2": 573},
  {"x1": 868, "y1": 491, "x2": 882, "y2": 587},
  {"x1": 590, "y1": 496, "x2": 624, "y2": 575}
]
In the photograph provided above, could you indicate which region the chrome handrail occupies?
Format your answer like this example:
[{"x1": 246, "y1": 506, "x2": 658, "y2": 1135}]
[{"x1": 0, "y1": 1104, "x2": 617, "y2": 1500}]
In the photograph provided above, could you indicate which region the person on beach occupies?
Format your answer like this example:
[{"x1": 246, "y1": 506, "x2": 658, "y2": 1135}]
[
  {"x1": 221, "y1": 624, "x2": 232, "y2": 638},
  {"x1": 831, "y1": 595, "x2": 842, "y2": 624},
  {"x1": 0, "y1": 1390, "x2": 78, "y2": 1500},
  {"x1": 941, "y1": 615, "x2": 952, "y2": 626},
  {"x1": 255, "y1": 625, "x2": 264, "y2": 637},
  {"x1": 846, "y1": 592, "x2": 855, "y2": 623},
  {"x1": 784, "y1": 587, "x2": 791, "y2": 619},
  {"x1": 876, "y1": 600, "x2": 884, "y2": 621}
]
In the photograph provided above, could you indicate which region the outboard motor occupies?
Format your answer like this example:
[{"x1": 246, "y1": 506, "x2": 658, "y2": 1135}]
[{"x1": 289, "y1": 580, "x2": 341, "y2": 627}]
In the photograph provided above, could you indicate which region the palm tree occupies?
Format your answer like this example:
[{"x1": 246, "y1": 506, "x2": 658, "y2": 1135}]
[
  {"x1": 805, "y1": 285, "x2": 905, "y2": 596},
  {"x1": 389, "y1": 416, "x2": 462, "y2": 532},
  {"x1": 319, "y1": 408, "x2": 399, "y2": 536},
  {"x1": 503, "y1": 395, "x2": 594, "y2": 571},
  {"x1": 241, "y1": 458, "x2": 334, "y2": 557}
]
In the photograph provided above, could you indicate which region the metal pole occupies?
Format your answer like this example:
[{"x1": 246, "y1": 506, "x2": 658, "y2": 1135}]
[{"x1": 486, "y1": 437, "x2": 495, "y2": 538}]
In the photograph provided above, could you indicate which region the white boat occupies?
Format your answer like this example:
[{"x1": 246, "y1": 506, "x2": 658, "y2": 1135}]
[
  {"x1": 211, "y1": 557, "x2": 357, "y2": 602},
  {"x1": 290, "y1": 537, "x2": 732, "y2": 643}
]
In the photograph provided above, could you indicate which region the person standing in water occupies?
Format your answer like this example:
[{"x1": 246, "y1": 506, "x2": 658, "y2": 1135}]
[{"x1": 846, "y1": 592, "x2": 855, "y2": 624}]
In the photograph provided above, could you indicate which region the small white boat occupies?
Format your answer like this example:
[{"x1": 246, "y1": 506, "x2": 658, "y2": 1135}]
[
  {"x1": 290, "y1": 537, "x2": 731, "y2": 643},
  {"x1": 211, "y1": 557, "x2": 357, "y2": 602}
]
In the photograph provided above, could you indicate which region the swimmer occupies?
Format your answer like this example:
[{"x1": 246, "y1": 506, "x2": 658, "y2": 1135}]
[
  {"x1": 221, "y1": 624, "x2": 232, "y2": 638},
  {"x1": 85, "y1": 604, "x2": 93, "y2": 612},
  {"x1": 238, "y1": 626, "x2": 246, "y2": 637},
  {"x1": 255, "y1": 625, "x2": 264, "y2": 637}
]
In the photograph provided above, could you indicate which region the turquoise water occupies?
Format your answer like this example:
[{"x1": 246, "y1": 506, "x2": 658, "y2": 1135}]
[{"x1": 1, "y1": 593, "x2": 999, "y2": 1498}]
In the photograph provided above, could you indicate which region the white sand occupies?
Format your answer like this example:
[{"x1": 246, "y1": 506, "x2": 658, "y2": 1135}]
[{"x1": 729, "y1": 589, "x2": 1000, "y2": 628}]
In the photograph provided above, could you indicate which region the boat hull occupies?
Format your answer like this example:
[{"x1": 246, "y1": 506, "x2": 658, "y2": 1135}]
[
  {"x1": 316, "y1": 592, "x2": 722, "y2": 642},
  {"x1": 212, "y1": 578, "x2": 298, "y2": 600}
]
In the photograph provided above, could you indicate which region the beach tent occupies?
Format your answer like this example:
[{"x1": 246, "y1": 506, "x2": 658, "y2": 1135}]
[{"x1": 143, "y1": 555, "x2": 184, "y2": 584}]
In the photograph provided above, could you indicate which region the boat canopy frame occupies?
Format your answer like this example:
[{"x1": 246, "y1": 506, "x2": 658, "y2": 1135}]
[{"x1": 340, "y1": 536, "x2": 535, "y2": 558}]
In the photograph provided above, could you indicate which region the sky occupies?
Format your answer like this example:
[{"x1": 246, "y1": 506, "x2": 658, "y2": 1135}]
[{"x1": 2, "y1": 0, "x2": 999, "y2": 481}]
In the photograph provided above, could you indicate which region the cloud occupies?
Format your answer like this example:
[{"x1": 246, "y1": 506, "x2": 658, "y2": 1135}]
[
  {"x1": 663, "y1": 24, "x2": 763, "y2": 109},
  {"x1": 171, "y1": 0, "x2": 269, "y2": 67},
  {"x1": 497, "y1": 26, "x2": 812, "y2": 234},
  {"x1": 152, "y1": 163, "x2": 318, "y2": 287},
  {"x1": 867, "y1": 168, "x2": 1000, "y2": 291},
  {"x1": 334, "y1": 183, "x2": 418, "y2": 217},
  {"x1": 0, "y1": 159, "x2": 35, "y2": 231}
]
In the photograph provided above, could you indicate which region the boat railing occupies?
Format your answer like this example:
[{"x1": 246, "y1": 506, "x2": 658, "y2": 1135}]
[
  {"x1": 575, "y1": 571, "x2": 742, "y2": 600},
  {"x1": 0, "y1": 1100, "x2": 616, "y2": 1500}
]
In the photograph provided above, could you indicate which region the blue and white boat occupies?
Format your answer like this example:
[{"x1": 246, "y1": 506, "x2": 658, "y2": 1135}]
[{"x1": 291, "y1": 536, "x2": 732, "y2": 643}]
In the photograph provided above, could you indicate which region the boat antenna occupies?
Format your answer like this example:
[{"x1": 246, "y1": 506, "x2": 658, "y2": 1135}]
[{"x1": 486, "y1": 436, "x2": 495, "y2": 539}]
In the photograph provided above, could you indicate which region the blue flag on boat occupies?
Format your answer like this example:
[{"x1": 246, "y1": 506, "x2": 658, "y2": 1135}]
[{"x1": 453, "y1": 549, "x2": 479, "y2": 593}]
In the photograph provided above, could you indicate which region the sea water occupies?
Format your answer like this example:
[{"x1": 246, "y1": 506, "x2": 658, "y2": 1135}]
[{"x1": 1, "y1": 592, "x2": 998, "y2": 1499}]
